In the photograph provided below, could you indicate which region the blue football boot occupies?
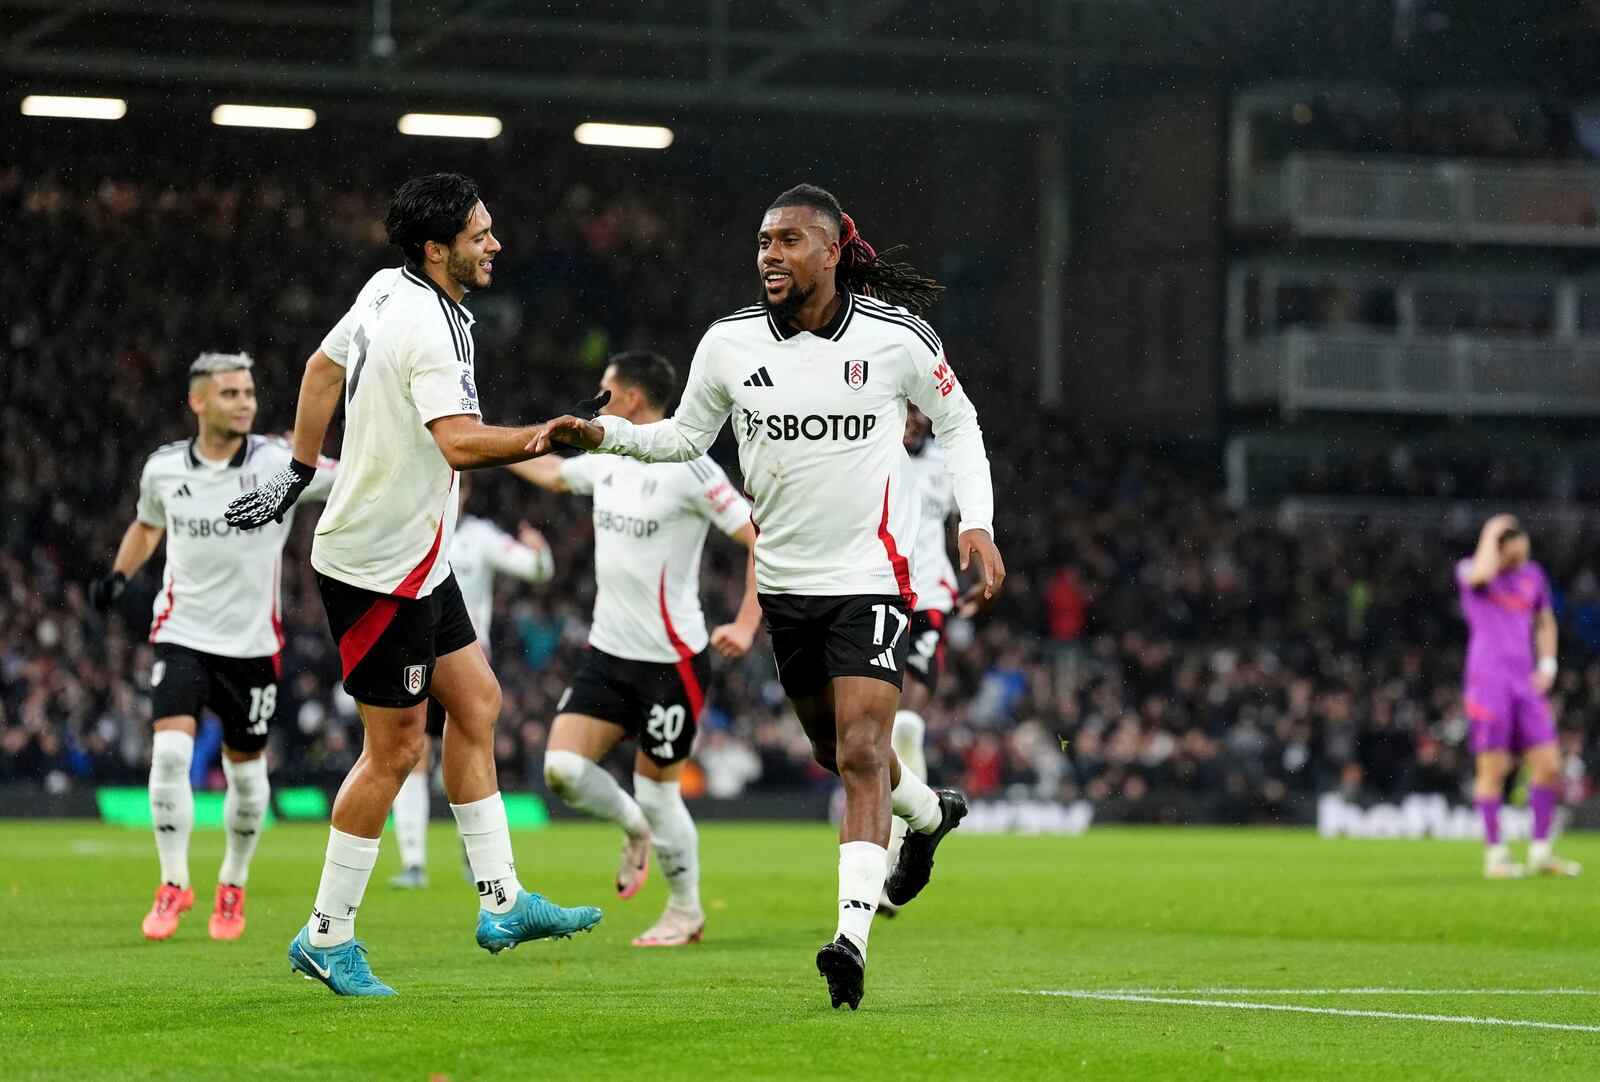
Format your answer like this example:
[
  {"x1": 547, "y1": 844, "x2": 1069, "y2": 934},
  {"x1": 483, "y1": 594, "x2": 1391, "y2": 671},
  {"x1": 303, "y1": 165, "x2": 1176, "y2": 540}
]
[
  {"x1": 475, "y1": 891, "x2": 603, "y2": 954},
  {"x1": 288, "y1": 928, "x2": 398, "y2": 997}
]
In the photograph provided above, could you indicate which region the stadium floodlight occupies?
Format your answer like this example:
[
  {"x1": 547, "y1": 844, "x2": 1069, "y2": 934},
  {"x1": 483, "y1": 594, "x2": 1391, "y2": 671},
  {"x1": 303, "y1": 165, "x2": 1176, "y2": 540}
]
[
  {"x1": 20, "y1": 95, "x2": 127, "y2": 120},
  {"x1": 211, "y1": 104, "x2": 317, "y2": 130},
  {"x1": 573, "y1": 122, "x2": 674, "y2": 150},
  {"x1": 397, "y1": 113, "x2": 503, "y2": 139}
]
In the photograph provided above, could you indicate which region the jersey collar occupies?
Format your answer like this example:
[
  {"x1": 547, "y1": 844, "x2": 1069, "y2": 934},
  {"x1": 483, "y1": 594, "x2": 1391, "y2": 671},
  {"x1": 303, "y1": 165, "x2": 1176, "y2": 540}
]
[
  {"x1": 186, "y1": 437, "x2": 250, "y2": 469},
  {"x1": 402, "y1": 265, "x2": 475, "y2": 325},
  {"x1": 765, "y1": 290, "x2": 855, "y2": 343}
]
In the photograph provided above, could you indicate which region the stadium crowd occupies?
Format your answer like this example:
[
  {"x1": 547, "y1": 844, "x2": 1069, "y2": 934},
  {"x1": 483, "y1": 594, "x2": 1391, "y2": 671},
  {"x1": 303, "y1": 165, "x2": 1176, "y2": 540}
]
[{"x1": 2, "y1": 144, "x2": 1597, "y2": 821}]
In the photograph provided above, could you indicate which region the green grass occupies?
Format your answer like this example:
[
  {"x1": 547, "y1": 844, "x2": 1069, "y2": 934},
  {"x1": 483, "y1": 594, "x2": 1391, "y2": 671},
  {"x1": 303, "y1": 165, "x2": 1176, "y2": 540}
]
[{"x1": 0, "y1": 820, "x2": 1597, "y2": 1081}]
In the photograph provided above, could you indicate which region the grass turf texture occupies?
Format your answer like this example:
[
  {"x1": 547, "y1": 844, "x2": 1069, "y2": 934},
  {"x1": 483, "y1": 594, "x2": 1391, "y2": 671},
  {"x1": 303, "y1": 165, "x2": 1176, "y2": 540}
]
[{"x1": 0, "y1": 822, "x2": 1596, "y2": 1081}]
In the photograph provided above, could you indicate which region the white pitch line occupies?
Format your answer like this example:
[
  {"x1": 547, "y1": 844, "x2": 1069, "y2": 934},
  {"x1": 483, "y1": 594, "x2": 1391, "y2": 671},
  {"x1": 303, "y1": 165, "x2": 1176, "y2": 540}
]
[
  {"x1": 1045, "y1": 988, "x2": 1600, "y2": 997},
  {"x1": 1022, "y1": 991, "x2": 1600, "y2": 1034}
]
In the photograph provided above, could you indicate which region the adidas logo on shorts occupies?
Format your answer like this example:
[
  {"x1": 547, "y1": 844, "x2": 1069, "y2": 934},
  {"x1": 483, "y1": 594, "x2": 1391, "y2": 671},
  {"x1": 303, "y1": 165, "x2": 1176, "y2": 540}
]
[{"x1": 868, "y1": 649, "x2": 897, "y2": 671}]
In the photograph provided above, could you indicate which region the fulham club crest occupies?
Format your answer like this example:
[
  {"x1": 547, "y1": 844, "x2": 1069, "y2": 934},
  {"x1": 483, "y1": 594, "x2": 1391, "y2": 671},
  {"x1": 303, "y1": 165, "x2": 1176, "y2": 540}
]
[
  {"x1": 844, "y1": 360, "x2": 869, "y2": 390},
  {"x1": 403, "y1": 665, "x2": 426, "y2": 696}
]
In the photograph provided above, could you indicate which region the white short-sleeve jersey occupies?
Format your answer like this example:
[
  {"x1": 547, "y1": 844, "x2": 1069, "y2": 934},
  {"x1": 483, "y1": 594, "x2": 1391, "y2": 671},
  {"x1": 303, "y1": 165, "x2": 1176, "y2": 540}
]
[
  {"x1": 561, "y1": 453, "x2": 750, "y2": 664},
  {"x1": 907, "y1": 438, "x2": 958, "y2": 613},
  {"x1": 311, "y1": 266, "x2": 480, "y2": 598},
  {"x1": 137, "y1": 435, "x2": 336, "y2": 658},
  {"x1": 592, "y1": 293, "x2": 993, "y2": 602},
  {"x1": 449, "y1": 514, "x2": 553, "y2": 649}
]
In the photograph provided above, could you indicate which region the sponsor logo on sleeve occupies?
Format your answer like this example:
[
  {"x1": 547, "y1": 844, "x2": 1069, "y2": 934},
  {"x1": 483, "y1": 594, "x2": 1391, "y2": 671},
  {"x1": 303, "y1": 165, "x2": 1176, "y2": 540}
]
[{"x1": 932, "y1": 360, "x2": 958, "y2": 397}]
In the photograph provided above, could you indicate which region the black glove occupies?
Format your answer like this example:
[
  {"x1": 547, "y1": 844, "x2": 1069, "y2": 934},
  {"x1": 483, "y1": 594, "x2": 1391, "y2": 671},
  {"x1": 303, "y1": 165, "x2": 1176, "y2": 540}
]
[
  {"x1": 88, "y1": 570, "x2": 126, "y2": 610},
  {"x1": 573, "y1": 390, "x2": 611, "y2": 419},
  {"x1": 225, "y1": 459, "x2": 316, "y2": 530}
]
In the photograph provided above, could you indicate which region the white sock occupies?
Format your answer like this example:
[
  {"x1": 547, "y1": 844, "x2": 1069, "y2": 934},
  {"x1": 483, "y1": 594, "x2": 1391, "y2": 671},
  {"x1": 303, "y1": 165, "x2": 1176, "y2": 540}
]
[
  {"x1": 1486, "y1": 842, "x2": 1511, "y2": 866},
  {"x1": 891, "y1": 756, "x2": 942, "y2": 834},
  {"x1": 218, "y1": 755, "x2": 270, "y2": 887},
  {"x1": 543, "y1": 750, "x2": 649, "y2": 838},
  {"x1": 1530, "y1": 839, "x2": 1553, "y2": 867},
  {"x1": 887, "y1": 712, "x2": 929, "y2": 874},
  {"x1": 307, "y1": 828, "x2": 379, "y2": 947},
  {"x1": 393, "y1": 769, "x2": 430, "y2": 870},
  {"x1": 634, "y1": 774, "x2": 700, "y2": 912},
  {"x1": 451, "y1": 792, "x2": 524, "y2": 913},
  {"x1": 836, "y1": 840, "x2": 888, "y2": 957},
  {"x1": 148, "y1": 729, "x2": 195, "y2": 889}
]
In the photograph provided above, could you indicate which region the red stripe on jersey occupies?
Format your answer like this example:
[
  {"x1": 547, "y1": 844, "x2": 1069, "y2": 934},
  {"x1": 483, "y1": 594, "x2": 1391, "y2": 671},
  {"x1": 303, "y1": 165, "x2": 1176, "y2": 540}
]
[
  {"x1": 877, "y1": 480, "x2": 918, "y2": 608},
  {"x1": 657, "y1": 567, "x2": 705, "y2": 718},
  {"x1": 393, "y1": 475, "x2": 456, "y2": 599},
  {"x1": 148, "y1": 580, "x2": 177, "y2": 642},
  {"x1": 339, "y1": 597, "x2": 401, "y2": 679},
  {"x1": 271, "y1": 563, "x2": 285, "y2": 653}
]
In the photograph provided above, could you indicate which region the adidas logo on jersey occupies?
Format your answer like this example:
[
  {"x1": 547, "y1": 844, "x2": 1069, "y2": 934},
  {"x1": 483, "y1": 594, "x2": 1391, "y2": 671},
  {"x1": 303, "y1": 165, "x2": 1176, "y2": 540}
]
[
  {"x1": 742, "y1": 366, "x2": 774, "y2": 387},
  {"x1": 172, "y1": 484, "x2": 192, "y2": 499},
  {"x1": 868, "y1": 648, "x2": 898, "y2": 671}
]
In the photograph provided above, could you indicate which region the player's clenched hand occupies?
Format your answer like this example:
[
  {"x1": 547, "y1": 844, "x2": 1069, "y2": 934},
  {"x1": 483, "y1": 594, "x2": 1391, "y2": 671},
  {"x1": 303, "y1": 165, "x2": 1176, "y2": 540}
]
[
  {"x1": 959, "y1": 529, "x2": 1006, "y2": 600},
  {"x1": 224, "y1": 459, "x2": 315, "y2": 530},
  {"x1": 88, "y1": 571, "x2": 126, "y2": 610},
  {"x1": 710, "y1": 622, "x2": 756, "y2": 659}
]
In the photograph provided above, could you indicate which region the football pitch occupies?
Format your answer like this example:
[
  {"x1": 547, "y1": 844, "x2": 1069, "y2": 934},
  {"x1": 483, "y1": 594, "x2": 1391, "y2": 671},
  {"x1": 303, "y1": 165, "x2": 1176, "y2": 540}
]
[{"x1": 1, "y1": 820, "x2": 1596, "y2": 1081}]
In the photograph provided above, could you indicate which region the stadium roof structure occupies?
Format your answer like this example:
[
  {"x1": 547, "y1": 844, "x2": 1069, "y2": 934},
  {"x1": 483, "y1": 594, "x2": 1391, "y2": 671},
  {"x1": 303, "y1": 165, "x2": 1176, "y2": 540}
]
[{"x1": 0, "y1": 0, "x2": 1236, "y2": 123}]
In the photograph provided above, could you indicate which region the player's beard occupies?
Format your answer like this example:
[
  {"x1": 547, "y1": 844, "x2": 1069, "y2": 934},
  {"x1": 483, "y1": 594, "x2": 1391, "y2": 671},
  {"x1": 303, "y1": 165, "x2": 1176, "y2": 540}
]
[
  {"x1": 446, "y1": 248, "x2": 487, "y2": 292},
  {"x1": 762, "y1": 278, "x2": 814, "y2": 322}
]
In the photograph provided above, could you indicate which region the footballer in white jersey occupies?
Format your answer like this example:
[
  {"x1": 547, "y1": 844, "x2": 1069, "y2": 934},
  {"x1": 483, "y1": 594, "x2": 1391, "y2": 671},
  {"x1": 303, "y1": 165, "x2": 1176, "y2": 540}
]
[
  {"x1": 513, "y1": 350, "x2": 761, "y2": 948},
  {"x1": 226, "y1": 173, "x2": 600, "y2": 996},
  {"x1": 90, "y1": 352, "x2": 335, "y2": 944},
  {"x1": 535, "y1": 184, "x2": 1005, "y2": 1007},
  {"x1": 389, "y1": 476, "x2": 553, "y2": 890}
]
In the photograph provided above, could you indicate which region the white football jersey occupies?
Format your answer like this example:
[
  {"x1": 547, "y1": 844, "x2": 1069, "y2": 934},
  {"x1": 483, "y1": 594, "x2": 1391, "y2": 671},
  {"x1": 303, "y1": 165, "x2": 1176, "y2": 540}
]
[
  {"x1": 561, "y1": 454, "x2": 751, "y2": 664},
  {"x1": 449, "y1": 514, "x2": 553, "y2": 649},
  {"x1": 137, "y1": 436, "x2": 336, "y2": 658},
  {"x1": 594, "y1": 292, "x2": 993, "y2": 601},
  {"x1": 907, "y1": 437, "x2": 958, "y2": 614},
  {"x1": 311, "y1": 266, "x2": 480, "y2": 598}
]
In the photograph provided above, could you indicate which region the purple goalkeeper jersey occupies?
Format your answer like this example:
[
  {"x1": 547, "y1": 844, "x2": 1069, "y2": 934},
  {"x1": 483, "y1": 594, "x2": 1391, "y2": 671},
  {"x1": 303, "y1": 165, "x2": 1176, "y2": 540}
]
[{"x1": 1455, "y1": 558, "x2": 1550, "y2": 678}]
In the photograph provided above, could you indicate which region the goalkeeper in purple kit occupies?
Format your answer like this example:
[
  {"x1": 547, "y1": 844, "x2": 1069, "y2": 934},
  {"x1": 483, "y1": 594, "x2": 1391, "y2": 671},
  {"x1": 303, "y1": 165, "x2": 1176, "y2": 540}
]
[{"x1": 1456, "y1": 515, "x2": 1579, "y2": 879}]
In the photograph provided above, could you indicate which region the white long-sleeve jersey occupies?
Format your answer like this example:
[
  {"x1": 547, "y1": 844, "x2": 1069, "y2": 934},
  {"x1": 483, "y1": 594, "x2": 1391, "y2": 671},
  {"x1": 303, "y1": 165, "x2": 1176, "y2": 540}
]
[
  {"x1": 907, "y1": 437, "x2": 959, "y2": 614},
  {"x1": 449, "y1": 514, "x2": 554, "y2": 650},
  {"x1": 593, "y1": 292, "x2": 993, "y2": 602}
]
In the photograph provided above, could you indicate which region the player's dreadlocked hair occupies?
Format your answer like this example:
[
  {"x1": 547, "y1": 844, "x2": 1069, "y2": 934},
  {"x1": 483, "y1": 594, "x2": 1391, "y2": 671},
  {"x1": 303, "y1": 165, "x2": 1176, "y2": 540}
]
[{"x1": 766, "y1": 184, "x2": 944, "y2": 315}]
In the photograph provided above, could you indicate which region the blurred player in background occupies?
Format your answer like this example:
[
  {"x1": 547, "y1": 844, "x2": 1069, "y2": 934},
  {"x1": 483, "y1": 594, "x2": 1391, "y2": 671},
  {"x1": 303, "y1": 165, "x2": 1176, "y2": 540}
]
[
  {"x1": 388, "y1": 475, "x2": 552, "y2": 889},
  {"x1": 227, "y1": 173, "x2": 600, "y2": 996},
  {"x1": 511, "y1": 350, "x2": 761, "y2": 947},
  {"x1": 90, "y1": 352, "x2": 336, "y2": 942},
  {"x1": 533, "y1": 184, "x2": 1004, "y2": 1009},
  {"x1": 879, "y1": 404, "x2": 992, "y2": 917},
  {"x1": 1457, "y1": 514, "x2": 1580, "y2": 879}
]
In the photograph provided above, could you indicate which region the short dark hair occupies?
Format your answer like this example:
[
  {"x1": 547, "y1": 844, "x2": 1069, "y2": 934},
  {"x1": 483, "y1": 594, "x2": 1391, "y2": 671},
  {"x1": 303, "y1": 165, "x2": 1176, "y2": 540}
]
[
  {"x1": 607, "y1": 350, "x2": 677, "y2": 410},
  {"x1": 767, "y1": 183, "x2": 843, "y2": 235},
  {"x1": 384, "y1": 173, "x2": 481, "y2": 266}
]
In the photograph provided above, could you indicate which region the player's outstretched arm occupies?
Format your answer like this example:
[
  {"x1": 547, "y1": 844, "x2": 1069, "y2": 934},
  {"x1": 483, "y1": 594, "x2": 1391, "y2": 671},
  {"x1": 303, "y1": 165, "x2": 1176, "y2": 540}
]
[
  {"x1": 89, "y1": 520, "x2": 165, "y2": 609},
  {"x1": 427, "y1": 414, "x2": 548, "y2": 470},
  {"x1": 507, "y1": 456, "x2": 571, "y2": 493},
  {"x1": 226, "y1": 348, "x2": 344, "y2": 529},
  {"x1": 709, "y1": 523, "x2": 763, "y2": 659},
  {"x1": 1465, "y1": 513, "x2": 1516, "y2": 586}
]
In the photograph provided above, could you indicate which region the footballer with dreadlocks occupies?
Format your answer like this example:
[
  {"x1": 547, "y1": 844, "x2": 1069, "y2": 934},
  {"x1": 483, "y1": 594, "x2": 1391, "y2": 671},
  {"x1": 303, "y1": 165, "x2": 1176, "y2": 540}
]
[{"x1": 531, "y1": 183, "x2": 1004, "y2": 1010}]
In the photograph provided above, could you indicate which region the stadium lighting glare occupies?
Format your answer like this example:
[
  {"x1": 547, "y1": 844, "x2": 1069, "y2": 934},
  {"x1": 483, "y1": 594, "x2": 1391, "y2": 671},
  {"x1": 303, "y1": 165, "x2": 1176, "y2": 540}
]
[
  {"x1": 397, "y1": 113, "x2": 503, "y2": 139},
  {"x1": 210, "y1": 104, "x2": 317, "y2": 130},
  {"x1": 573, "y1": 122, "x2": 674, "y2": 150},
  {"x1": 20, "y1": 95, "x2": 126, "y2": 120}
]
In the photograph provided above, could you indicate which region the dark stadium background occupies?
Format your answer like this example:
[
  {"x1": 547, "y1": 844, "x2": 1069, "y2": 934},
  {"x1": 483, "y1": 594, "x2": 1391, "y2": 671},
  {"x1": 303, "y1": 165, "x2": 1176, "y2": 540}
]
[{"x1": 6, "y1": 0, "x2": 1600, "y2": 828}]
